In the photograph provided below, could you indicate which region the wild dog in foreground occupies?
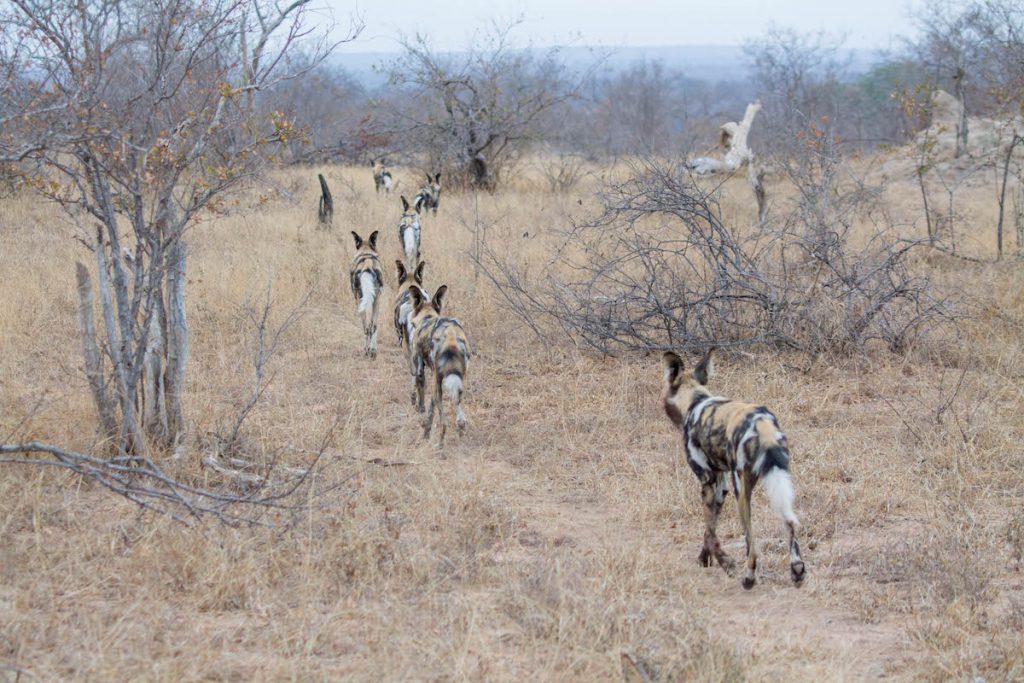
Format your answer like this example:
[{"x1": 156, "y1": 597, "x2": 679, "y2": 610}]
[
  {"x1": 372, "y1": 159, "x2": 393, "y2": 194},
  {"x1": 413, "y1": 172, "x2": 441, "y2": 215},
  {"x1": 349, "y1": 230, "x2": 384, "y2": 358},
  {"x1": 661, "y1": 349, "x2": 805, "y2": 589},
  {"x1": 393, "y1": 259, "x2": 426, "y2": 350},
  {"x1": 405, "y1": 285, "x2": 443, "y2": 409},
  {"x1": 397, "y1": 195, "x2": 422, "y2": 271},
  {"x1": 408, "y1": 285, "x2": 469, "y2": 445}
]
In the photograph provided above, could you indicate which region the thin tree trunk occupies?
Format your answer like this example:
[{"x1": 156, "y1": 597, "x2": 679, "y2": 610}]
[
  {"x1": 93, "y1": 231, "x2": 146, "y2": 456},
  {"x1": 918, "y1": 170, "x2": 935, "y2": 246},
  {"x1": 75, "y1": 261, "x2": 118, "y2": 445},
  {"x1": 1015, "y1": 183, "x2": 1024, "y2": 258},
  {"x1": 947, "y1": 190, "x2": 957, "y2": 255},
  {"x1": 143, "y1": 293, "x2": 167, "y2": 441},
  {"x1": 87, "y1": 162, "x2": 135, "y2": 363},
  {"x1": 748, "y1": 162, "x2": 768, "y2": 225},
  {"x1": 953, "y1": 72, "x2": 968, "y2": 159},
  {"x1": 240, "y1": 6, "x2": 254, "y2": 115},
  {"x1": 165, "y1": 234, "x2": 189, "y2": 444},
  {"x1": 996, "y1": 134, "x2": 1021, "y2": 261}
]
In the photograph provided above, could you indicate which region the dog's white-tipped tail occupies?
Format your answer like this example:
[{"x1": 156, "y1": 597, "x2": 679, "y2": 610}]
[
  {"x1": 358, "y1": 272, "x2": 377, "y2": 314},
  {"x1": 403, "y1": 227, "x2": 418, "y2": 263},
  {"x1": 442, "y1": 373, "x2": 463, "y2": 398},
  {"x1": 761, "y1": 467, "x2": 797, "y2": 526}
]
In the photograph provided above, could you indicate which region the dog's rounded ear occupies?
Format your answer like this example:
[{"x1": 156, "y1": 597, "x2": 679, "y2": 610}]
[
  {"x1": 368, "y1": 231, "x2": 379, "y2": 251},
  {"x1": 414, "y1": 261, "x2": 426, "y2": 284},
  {"x1": 431, "y1": 284, "x2": 448, "y2": 312},
  {"x1": 663, "y1": 352, "x2": 684, "y2": 388},
  {"x1": 396, "y1": 260, "x2": 407, "y2": 283},
  {"x1": 401, "y1": 195, "x2": 409, "y2": 212},
  {"x1": 693, "y1": 347, "x2": 716, "y2": 386},
  {"x1": 425, "y1": 172, "x2": 433, "y2": 183},
  {"x1": 409, "y1": 286, "x2": 424, "y2": 309},
  {"x1": 434, "y1": 172, "x2": 441, "y2": 184},
  {"x1": 351, "y1": 231, "x2": 362, "y2": 249}
]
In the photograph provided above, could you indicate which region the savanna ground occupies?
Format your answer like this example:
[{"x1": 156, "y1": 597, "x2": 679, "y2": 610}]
[{"x1": 1, "y1": 155, "x2": 1023, "y2": 681}]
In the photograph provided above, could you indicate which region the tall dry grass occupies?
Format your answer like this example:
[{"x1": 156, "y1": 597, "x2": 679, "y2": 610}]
[{"x1": 1, "y1": 161, "x2": 1023, "y2": 681}]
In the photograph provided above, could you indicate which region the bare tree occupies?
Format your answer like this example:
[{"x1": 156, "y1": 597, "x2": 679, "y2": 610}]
[
  {"x1": 972, "y1": 0, "x2": 1024, "y2": 259},
  {"x1": 597, "y1": 60, "x2": 685, "y2": 156},
  {"x1": 744, "y1": 27, "x2": 848, "y2": 159},
  {"x1": 909, "y1": 1, "x2": 988, "y2": 158},
  {"x1": 383, "y1": 17, "x2": 584, "y2": 189},
  {"x1": 972, "y1": 0, "x2": 1024, "y2": 102},
  {"x1": 0, "y1": 0, "x2": 360, "y2": 457},
  {"x1": 256, "y1": 55, "x2": 371, "y2": 163}
]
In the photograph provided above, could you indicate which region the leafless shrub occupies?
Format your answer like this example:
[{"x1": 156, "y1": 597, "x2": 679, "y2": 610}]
[
  {"x1": 213, "y1": 280, "x2": 311, "y2": 458},
  {"x1": 535, "y1": 153, "x2": 590, "y2": 192},
  {"x1": 458, "y1": 193, "x2": 500, "y2": 280},
  {"x1": 478, "y1": 155, "x2": 957, "y2": 356}
]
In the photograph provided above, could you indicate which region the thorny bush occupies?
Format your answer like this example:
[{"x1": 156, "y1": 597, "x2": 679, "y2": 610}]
[{"x1": 479, "y1": 157, "x2": 958, "y2": 356}]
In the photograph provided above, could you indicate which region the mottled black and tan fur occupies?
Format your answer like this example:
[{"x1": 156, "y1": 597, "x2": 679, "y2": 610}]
[
  {"x1": 349, "y1": 230, "x2": 384, "y2": 358},
  {"x1": 393, "y1": 259, "x2": 426, "y2": 350},
  {"x1": 405, "y1": 284, "x2": 444, "y2": 410},
  {"x1": 372, "y1": 159, "x2": 392, "y2": 195},
  {"x1": 398, "y1": 195, "x2": 422, "y2": 271},
  {"x1": 408, "y1": 285, "x2": 469, "y2": 445},
  {"x1": 662, "y1": 349, "x2": 805, "y2": 589},
  {"x1": 413, "y1": 172, "x2": 441, "y2": 215}
]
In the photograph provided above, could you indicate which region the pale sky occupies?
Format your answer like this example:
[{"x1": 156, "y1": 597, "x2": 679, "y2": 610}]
[{"x1": 328, "y1": 0, "x2": 918, "y2": 53}]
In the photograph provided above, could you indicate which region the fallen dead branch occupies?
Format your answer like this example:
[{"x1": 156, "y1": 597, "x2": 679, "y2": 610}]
[{"x1": 0, "y1": 411, "x2": 359, "y2": 526}]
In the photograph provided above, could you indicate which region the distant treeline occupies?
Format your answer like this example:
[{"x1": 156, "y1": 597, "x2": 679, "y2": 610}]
[{"x1": 260, "y1": 2, "x2": 1022, "y2": 186}]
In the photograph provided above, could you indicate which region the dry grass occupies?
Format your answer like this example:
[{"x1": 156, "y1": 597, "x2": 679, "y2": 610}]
[{"x1": 1, "y1": 160, "x2": 1023, "y2": 681}]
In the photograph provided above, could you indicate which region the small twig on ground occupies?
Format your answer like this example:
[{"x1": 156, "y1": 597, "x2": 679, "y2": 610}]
[{"x1": 882, "y1": 397, "x2": 926, "y2": 445}]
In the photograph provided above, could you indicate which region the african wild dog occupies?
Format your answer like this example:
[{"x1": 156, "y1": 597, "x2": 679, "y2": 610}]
[
  {"x1": 349, "y1": 230, "x2": 384, "y2": 359},
  {"x1": 397, "y1": 195, "x2": 422, "y2": 271},
  {"x1": 661, "y1": 349, "x2": 805, "y2": 589},
  {"x1": 372, "y1": 159, "x2": 393, "y2": 195},
  {"x1": 317, "y1": 173, "x2": 333, "y2": 227},
  {"x1": 393, "y1": 259, "x2": 426, "y2": 350},
  {"x1": 407, "y1": 285, "x2": 469, "y2": 445},
  {"x1": 405, "y1": 284, "x2": 444, "y2": 412},
  {"x1": 413, "y1": 172, "x2": 441, "y2": 215}
]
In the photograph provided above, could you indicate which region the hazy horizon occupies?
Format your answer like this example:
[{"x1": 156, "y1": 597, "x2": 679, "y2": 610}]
[{"x1": 327, "y1": 0, "x2": 919, "y2": 54}]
